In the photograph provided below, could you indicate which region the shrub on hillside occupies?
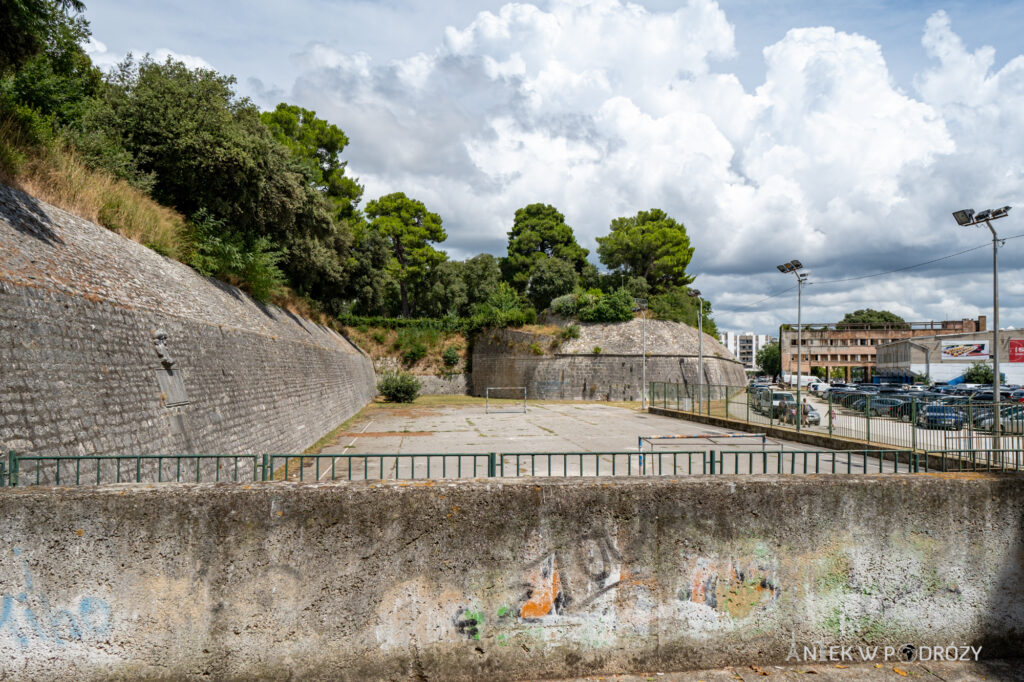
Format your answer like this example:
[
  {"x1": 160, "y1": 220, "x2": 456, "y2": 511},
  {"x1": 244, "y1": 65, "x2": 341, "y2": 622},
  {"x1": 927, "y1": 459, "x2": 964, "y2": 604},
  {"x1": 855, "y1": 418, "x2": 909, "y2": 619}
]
[
  {"x1": 377, "y1": 371, "x2": 421, "y2": 403},
  {"x1": 442, "y1": 346, "x2": 460, "y2": 367},
  {"x1": 402, "y1": 342, "x2": 427, "y2": 366}
]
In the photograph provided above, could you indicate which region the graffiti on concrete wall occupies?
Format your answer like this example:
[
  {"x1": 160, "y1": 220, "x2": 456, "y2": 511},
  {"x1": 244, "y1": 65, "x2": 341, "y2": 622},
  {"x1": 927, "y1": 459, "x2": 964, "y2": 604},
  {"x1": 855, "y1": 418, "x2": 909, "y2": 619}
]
[
  {"x1": 678, "y1": 553, "x2": 780, "y2": 621},
  {"x1": 0, "y1": 547, "x2": 111, "y2": 648}
]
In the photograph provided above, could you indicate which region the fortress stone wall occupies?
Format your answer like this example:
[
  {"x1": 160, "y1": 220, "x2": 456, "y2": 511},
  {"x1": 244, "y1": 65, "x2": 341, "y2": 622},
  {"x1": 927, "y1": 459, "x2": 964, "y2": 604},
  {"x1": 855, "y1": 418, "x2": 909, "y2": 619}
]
[
  {"x1": 472, "y1": 319, "x2": 746, "y2": 400},
  {"x1": 0, "y1": 183, "x2": 376, "y2": 466}
]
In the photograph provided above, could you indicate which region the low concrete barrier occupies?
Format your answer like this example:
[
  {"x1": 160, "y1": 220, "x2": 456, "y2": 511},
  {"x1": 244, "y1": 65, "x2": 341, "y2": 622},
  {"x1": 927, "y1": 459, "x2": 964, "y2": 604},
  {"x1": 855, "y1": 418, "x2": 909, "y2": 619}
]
[{"x1": 1, "y1": 475, "x2": 1022, "y2": 680}]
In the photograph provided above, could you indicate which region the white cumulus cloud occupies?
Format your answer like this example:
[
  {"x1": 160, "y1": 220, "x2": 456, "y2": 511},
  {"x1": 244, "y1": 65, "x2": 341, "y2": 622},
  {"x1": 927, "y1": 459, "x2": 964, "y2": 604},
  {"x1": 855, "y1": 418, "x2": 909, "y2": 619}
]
[{"x1": 277, "y1": 0, "x2": 1023, "y2": 332}]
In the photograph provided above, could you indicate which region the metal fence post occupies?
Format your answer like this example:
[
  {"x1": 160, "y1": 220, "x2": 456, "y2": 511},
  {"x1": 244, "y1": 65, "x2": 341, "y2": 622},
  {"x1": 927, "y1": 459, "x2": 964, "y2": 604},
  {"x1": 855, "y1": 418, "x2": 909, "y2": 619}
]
[
  {"x1": 709, "y1": 450, "x2": 716, "y2": 475},
  {"x1": 769, "y1": 390, "x2": 775, "y2": 427},
  {"x1": 489, "y1": 453, "x2": 496, "y2": 477},
  {"x1": 261, "y1": 453, "x2": 269, "y2": 481},
  {"x1": 9, "y1": 451, "x2": 18, "y2": 487},
  {"x1": 865, "y1": 396, "x2": 871, "y2": 444},
  {"x1": 911, "y1": 401, "x2": 918, "y2": 453}
]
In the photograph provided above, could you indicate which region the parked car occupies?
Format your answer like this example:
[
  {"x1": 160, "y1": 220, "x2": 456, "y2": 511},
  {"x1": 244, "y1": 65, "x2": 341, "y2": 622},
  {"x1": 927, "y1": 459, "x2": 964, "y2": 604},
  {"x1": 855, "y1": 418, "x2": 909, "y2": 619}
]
[
  {"x1": 865, "y1": 397, "x2": 906, "y2": 417},
  {"x1": 974, "y1": 405, "x2": 1024, "y2": 433},
  {"x1": 916, "y1": 405, "x2": 965, "y2": 430}
]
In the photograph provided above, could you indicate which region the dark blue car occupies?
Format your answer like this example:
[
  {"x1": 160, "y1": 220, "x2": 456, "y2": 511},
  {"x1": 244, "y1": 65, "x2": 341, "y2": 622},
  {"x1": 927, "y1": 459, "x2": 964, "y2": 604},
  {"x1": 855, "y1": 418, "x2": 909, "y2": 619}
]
[{"x1": 915, "y1": 405, "x2": 964, "y2": 430}]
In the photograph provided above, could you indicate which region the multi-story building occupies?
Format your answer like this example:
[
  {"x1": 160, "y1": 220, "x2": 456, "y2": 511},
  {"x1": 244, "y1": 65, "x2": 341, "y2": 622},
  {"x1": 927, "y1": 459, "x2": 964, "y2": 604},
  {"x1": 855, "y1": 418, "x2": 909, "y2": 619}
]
[
  {"x1": 721, "y1": 331, "x2": 775, "y2": 373},
  {"x1": 876, "y1": 330, "x2": 1024, "y2": 385},
  {"x1": 779, "y1": 317, "x2": 986, "y2": 383}
]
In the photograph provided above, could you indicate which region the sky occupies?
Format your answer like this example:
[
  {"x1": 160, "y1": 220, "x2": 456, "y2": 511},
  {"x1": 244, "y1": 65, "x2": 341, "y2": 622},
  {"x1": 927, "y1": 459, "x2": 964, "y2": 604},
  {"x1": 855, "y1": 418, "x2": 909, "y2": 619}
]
[{"x1": 80, "y1": 0, "x2": 1024, "y2": 337}]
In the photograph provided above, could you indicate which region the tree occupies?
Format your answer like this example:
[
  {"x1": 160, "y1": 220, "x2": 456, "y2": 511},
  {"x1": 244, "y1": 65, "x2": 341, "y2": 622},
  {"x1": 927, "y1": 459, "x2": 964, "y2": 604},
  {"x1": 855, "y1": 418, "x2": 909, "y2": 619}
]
[
  {"x1": 414, "y1": 260, "x2": 467, "y2": 318},
  {"x1": 461, "y1": 253, "x2": 502, "y2": 312},
  {"x1": 365, "y1": 192, "x2": 445, "y2": 317},
  {"x1": 0, "y1": 0, "x2": 85, "y2": 74},
  {"x1": 756, "y1": 341, "x2": 782, "y2": 379},
  {"x1": 502, "y1": 203, "x2": 590, "y2": 292},
  {"x1": 837, "y1": 309, "x2": 908, "y2": 329},
  {"x1": 77, "y1": 56, "x2": 354, "y2": 309},
  {"x1": 2, "y1": 11, "x2": 101, "y2": 130},
  {"x1": 648, "y1": 287, "x2": 718, "y2": 338},
  {"x1": 962, "y1": 362, "x2": 1004, "y2": 385},
  {"x1": 259, "y1": 103, "x2": 363, "y2": 222},
  {"x1": 596, "y1": 208, "x2": 694, "y2": 293},
  {"x1": 526, "y1": 256, "x2": 577, "y2": 311}
]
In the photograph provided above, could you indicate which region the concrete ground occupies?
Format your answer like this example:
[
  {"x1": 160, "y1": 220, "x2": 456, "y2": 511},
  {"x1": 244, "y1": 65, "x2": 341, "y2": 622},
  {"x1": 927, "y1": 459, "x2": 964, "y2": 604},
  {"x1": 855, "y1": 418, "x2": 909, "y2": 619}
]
[
  {"x1": 556, "y1": 659, "x2": 1023, "y2": 681},
  {"x1": 304, "y1": 400, "x2": 911, "y2": 481}
]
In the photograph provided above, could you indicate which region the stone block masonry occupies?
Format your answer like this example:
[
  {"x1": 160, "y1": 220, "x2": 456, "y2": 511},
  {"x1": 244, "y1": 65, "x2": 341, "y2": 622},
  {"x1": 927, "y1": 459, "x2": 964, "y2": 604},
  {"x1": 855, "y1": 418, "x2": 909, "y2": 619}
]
[
  {"x1": 0, "y1": 183, "x2": 376, "y2": 468},
  {"x1": 473, "y1": 325, "x2": 746, "y2": 400},
  {"x1": 0, "y1": 475, "x2": 1020, "y2": 680}
]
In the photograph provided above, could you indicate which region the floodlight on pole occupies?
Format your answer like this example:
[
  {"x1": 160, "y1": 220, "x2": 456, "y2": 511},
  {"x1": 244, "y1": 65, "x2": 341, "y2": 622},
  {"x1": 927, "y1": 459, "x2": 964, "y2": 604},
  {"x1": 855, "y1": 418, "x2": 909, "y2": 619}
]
[
  {"x1": 688, "y1": 289, "x2": 704, "y2": 414},
  {"x1": 776, "y1": 260, "x2": 808, "y2": 432},
  {"x1": 951, "y1": 205, "x2": 1012, "y2": 455}
]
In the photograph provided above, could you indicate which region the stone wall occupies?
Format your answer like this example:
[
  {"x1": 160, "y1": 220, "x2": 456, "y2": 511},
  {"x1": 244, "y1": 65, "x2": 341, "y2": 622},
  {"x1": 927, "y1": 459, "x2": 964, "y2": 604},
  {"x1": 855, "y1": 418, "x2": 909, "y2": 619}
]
[
  {"x1": 472, "y1": 323, "x2": 746, "y2": 400},
  {"x1": 0, "y1": 183, "x2": 376, "y2": 468},
  {"x1": 0, "y1": 475, "x2": 1020, "y2": 680}
]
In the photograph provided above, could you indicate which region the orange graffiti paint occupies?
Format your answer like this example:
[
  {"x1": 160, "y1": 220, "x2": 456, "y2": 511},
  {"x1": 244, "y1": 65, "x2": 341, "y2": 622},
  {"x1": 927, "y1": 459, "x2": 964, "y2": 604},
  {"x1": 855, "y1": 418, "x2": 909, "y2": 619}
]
[{"x1": 521, "y1": 556, "x2": 561, "y2": 619}]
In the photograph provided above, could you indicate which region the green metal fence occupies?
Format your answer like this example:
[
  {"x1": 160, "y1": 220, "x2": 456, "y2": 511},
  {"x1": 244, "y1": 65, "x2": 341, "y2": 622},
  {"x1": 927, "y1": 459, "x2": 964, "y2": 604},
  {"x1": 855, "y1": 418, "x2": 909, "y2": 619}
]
[
  {"x1": 649, "y1": 381, "x2": 1024, "y2": 468},
  {"x1": 3, "y1": 445, "x2": 993, "y2": 487}
]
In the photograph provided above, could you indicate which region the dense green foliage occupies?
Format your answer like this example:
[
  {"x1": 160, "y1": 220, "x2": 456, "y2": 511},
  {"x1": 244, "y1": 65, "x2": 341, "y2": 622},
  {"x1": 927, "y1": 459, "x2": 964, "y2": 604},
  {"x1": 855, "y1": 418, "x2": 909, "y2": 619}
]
[
  {"x1": 648, "y1": 288, "x2": 718, "y2": 337},
  {"x1": 550, "y1": 288, "x2": 634, "y2": 323},
  {"x1": 0, "y1": 3, "x2": 720, "y2": 336},
  {"x1": 837, "y1": 309, "x2": 908, "y2": 329},
  {"x1": 365, "y1": 192, "x2": 446, "y2": 317},
  {"x1": 377, "y1": 371, "x2": 421, "y2": 402},
  {"x1": 597, "y1": 208, "x2": 694, "y2": 293},
  {"x1": 502, "y1": 203, "x2": 592, "y2": 301},
  {"x1": 0, "y1": 0, "x2": 85, "y2": 74},
  {"x1": 756, "y1": 341, "x2": 782, "y2": 378},
  {"x1": 962, "y1": 362, "x2": 1004, "y2": 385}
]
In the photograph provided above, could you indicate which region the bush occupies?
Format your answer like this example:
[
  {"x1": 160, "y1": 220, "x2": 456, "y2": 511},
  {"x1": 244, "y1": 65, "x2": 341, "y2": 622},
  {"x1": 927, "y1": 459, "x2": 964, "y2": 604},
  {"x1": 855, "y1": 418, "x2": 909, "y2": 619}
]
[
  {"x1": 442, "y1": 346, "x2": 460, "y2": 367},
  {"x1": 187, "y1": 209, "x2": 287, "y2": 302},
  {"x1": 402, "y1": 342, "x2": 427, "y2": 366},
  {"x1": 578, "y1": 288, "x2": 634, "y2": 323},
  {"x1": 377, "y1": 371, "x2": 421, "y2": 403},
  {"x1": 371, "y1": 330, "x2": 387, "y2": 345},
  {"x1": 561, "y1": 323, "x2": 581, "y2": 340},
  {"x1": 592, "y1": 345, "x2": 602, "y2": 354},
  {"x1": 528, "y1": 342, "x2": 544, "y2": 356}
]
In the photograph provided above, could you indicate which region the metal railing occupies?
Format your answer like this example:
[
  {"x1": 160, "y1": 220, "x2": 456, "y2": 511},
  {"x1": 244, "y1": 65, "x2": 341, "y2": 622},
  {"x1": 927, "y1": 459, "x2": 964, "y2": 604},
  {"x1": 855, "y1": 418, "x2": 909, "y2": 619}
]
[
  {"x1": 0, "y1": 446, "x2": 985, "y2": 487},
  {"x1": 649, "y1": 381, "x2": 1024, "y2": 468}
]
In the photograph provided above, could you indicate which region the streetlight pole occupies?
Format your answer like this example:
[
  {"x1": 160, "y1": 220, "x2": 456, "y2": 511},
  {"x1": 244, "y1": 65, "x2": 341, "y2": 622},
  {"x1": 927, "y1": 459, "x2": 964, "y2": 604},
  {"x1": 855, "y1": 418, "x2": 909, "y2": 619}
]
[
  {"x1": 688, "y1": 290, "x2": 704, "y2": 414},
  {"x1": 635, "y1": 298, "x2": 648, "y2": 409},
  {"x1": 777, "y1": 260, "x2": 809, "y2": 432},
  {"x1": 952, "y1": 206, "x2": 1011, "y2": 454}
]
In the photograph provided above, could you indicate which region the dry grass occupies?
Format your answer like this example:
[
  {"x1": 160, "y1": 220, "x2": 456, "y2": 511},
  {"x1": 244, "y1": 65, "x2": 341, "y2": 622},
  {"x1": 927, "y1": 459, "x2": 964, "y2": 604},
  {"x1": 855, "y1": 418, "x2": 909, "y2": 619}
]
[
  {"x1": 0, "y1": 123, "x2": 187, "y2": 259},
  {"x1": 342, "y1": 325, "x2": 468, "y2": 374}
]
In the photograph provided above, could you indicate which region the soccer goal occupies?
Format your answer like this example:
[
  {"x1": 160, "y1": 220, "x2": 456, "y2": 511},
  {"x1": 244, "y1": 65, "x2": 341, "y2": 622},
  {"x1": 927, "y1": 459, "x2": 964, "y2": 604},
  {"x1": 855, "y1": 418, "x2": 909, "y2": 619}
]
[
  {"x1": 638, "y1": 432, "x2": 772, "y2": 454},
  {"x1": 485, "y1": 386, "x2": 527, "y2": 414}
]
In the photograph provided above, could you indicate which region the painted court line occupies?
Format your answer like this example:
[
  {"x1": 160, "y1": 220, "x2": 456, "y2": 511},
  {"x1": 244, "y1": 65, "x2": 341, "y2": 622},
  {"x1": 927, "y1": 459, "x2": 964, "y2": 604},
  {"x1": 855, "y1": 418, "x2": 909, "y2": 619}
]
[{"x1": 320, "y1": 419, "x2": 373, "y2": 481}]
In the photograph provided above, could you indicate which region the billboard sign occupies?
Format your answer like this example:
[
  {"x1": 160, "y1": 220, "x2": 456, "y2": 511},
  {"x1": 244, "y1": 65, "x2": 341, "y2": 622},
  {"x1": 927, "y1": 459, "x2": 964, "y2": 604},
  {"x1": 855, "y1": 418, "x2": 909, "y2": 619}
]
[
  {"x1": 1010, "y1": 339, "x2": 1024, "y2": 363},
  {"x1": 941, "y1": 341, "x2": 990, "y2": 360}
]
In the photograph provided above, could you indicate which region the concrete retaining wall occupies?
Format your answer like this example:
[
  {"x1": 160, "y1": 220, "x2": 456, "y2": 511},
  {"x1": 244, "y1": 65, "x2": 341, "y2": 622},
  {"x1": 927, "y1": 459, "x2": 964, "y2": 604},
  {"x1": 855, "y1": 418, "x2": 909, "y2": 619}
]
[
  {"x1": 1, "y1": 475, "x2": 1021, "y2": 680},
  {"x1": 472, "y1": 326, "x2": 746, "y2": 400},
  {"x1": 0, "y1": 183, "x2": 377, "y2": 468}
]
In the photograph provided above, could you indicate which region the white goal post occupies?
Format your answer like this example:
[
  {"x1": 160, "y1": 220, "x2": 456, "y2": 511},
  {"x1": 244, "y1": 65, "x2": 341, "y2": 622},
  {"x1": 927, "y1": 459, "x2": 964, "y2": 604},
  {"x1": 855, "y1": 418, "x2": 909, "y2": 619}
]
[{"x1": 485, "y1": 386, "x2": 527, "y2": 414}]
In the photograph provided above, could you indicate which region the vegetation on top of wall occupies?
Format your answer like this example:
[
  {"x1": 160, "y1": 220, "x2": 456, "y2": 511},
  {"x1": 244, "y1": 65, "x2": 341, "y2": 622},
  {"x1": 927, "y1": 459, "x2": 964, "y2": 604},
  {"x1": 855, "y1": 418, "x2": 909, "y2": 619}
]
[{"x1": 0, "y1": 1, "x2": 719, "y2": 335}]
